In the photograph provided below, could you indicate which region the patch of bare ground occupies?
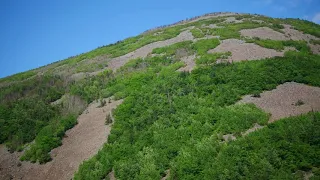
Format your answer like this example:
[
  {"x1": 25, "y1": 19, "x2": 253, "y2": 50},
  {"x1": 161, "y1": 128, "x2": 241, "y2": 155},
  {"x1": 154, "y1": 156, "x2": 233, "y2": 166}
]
[
  {"x1": 240, "y1": 25, "x2": 320, "y2": 55},
  {"x1": 224, "y1": 17, "x2": 243, "y2": 24},
  {"x1": 181, "y1": 26, "x2": 195, "y2": 31},
  {"x1": 310, "y1": 44, "x2": 320, "y2": 54},
  {"x1": 240, "y1": 27, "x2": 287, "y2": 40},
  {"x1": 252, "y1": 19, "x2": 265, "y2": 23},
  {"x1": 208, "y1": 39, "x2": 286, "y2": 63},
  {"x1": 177, "y1": 54, "x2": 196, "y2": 72},
  {"x1": 108, "y1": 169, "x2": 116, "y2": 180},
  {"x1": 106, "y1": 31, "x2": 194, "y2": 71},
  {"x1": 242, "y1": 123, "x2": 264, "y2": 136},
  {"x1": 69, "y1": 72, "x2": 88, "y2": 82},
  {"x1": 283, "y1": 24, "x2": 319, "y2": 42},
  {"x1": 51, "y1": 94, "x2": 87, "y2": 115},
  {"x1": 0, "y1": 99, "x2": 123, "y2": 180},
  {"x1": 161, "y1": 169, "x2": 170, "y2": 180},
  {"x1": 220, "y1": 123, "x2": 264, "y2": 143},
  {"x1": 179, "y1": 13, "x2": 239, "y2": 25},
  {"x1": 238, "y1": 82, "x2": 320, "y2": 122},
  {"x1": 222, "y1": 134, "x2": 237, "y2": 142},
  {"x1": 201, "y1": 24, "x2": 224, "y2": 29},
  {"x1": 94, "y1": 31, "x2": 220, "y2": 75}
]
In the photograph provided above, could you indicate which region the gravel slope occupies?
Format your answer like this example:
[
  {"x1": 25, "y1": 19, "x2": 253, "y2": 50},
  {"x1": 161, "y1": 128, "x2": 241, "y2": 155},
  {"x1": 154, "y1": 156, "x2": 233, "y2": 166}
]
[
  {"x1": 0, "y1": 99, "x2": 123, "y2": 180},
  {"x1": 238, "y1": 82, "x2": 320, "y2": 122}
]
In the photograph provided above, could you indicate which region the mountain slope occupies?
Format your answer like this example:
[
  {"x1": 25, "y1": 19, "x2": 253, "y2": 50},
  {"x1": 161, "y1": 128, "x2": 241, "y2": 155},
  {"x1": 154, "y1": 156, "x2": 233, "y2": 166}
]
[{"x1": 0, "y1": 12, "x2": 320, "y2": 180}]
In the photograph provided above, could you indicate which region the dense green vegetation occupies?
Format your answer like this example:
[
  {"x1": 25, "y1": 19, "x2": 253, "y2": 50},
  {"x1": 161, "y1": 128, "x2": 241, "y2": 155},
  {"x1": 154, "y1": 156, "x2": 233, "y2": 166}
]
[
  {"x1": 172, "y1": 112, "x2": 320, "y2": 179},
  {"x1": 21, "y1": 115, "x2": 77, "y2": 163},
  {"x1": 195, "y1": 52, "x2": 231, "y2": 65},
  {"x1": 0, "y1": 75, "x2": 65, "y2": 151},
  {"x1": 152, "y1": 41, "x2": 194, "y2": 57},
  {"x1": 0, "y1": 74, "x2": 81, "y2": 163},
  {"x1": 74, "y1": 50, "x2": 320, "y2": 179},
  {"x1": 0, "y1": 98, "x2": 60, "y2": 152},
  {"x1": 1, "y1": 13, "x2": 320, "y2": 178},
  {"x1": 0, "y1": 71, "x2": 36, "y2": 84}
]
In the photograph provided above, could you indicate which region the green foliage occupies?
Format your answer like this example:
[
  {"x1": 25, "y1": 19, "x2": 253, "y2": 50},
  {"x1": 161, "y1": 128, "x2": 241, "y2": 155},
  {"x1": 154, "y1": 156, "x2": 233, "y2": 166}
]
[
  {"x1": 247, "y1": 38, "x2": 311, "y2": 53},
  {"x1": 0, "y1": 71, "x2": 36, "y2": 84},
  {"x1": 0, "y1": 98, "x2": 60, "y2": 150},
  {"x1": 192, "y1": 38, "x2": 220, "y2": 55},
  {"x1": 196, "y1": 52, "x2": 231, "y2": 65},
  {"x1": 21, "y1": 115, "x2": 77, "y2": 163},
  {"x1": 59, "y1": 26, "x2": 184, "y2": 67},
  {"x1": 75, "y1": 61, "x2": 109, "y2": 73},
  {"x1": 152, "y1": 41, "x2": 194, "y2": 56},
  {"x1": 173, "y1": 112, "x2": 320, "y2": 179},
  {"x1": 1, "y1": 13, "x2": 320, "y2": 177},
  {"x1": 75, "y1": 51, "x2": 320, "y2": 179},
  {"x1": 190, "y1": 28, "x2": 205, "y2": 38},
  {"x1": 0, "y1": 74, "x2": 65, "y2": 104},
  {"x1": 207, "y1": 20, "x2": 267, "y2": 40}
]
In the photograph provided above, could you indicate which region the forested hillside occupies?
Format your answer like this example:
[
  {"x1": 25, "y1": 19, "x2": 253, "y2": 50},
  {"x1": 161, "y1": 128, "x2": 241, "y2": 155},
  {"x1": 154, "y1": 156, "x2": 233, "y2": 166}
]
[{"x1": 0, "y1": 12, "x2": 320, "y2": 180}]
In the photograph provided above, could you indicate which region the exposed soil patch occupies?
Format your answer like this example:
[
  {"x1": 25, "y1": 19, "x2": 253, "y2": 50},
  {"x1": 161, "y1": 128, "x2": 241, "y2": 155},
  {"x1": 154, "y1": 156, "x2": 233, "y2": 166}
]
[
  {"x1": 107, "y1": 31, "x2": 194, "y2": 71},
  {"x1": 202, "y1": 24, "x2": 224, "y2": 29},
  {"x1": 108, "y1": 170, "x2": 116, "y2": 180},
  {"x1": 283, "y1": 24, "x2": 319, "y2": 42},
  {"x1": 0, "y1": 99, "x2": 123, "y2": 180},
  {"x1": 161, "y1": 169, "x2": 170, "y2": 180},
  {"x1": 208, "y1": 39, "x2": 285, "y2": 62},
  {"x1": 51, "y1": 94, "x2": 87, "y2": 116},
  {"x1": 224, "y1": 17, "x2": 243, "y2": 24},
  {"x1": 310, "y1": 44, "x2": 320, "y2": 54},
  {"x1": 181, "y1": 26, "x2": 195, "y2": 31},
  {"x1": 181, "y1": 13, "x2": 239, "y2": 25},
  {"x1": 240, "y1": 27, "x2": 287, "y2": 40},
  {"x1": 222, "y1": 134, "x2": 237, "y2": 142},
  {"x1": 252, "y1": 19, "x2": 265, "y2": 23},
  {"x1": 177, "y1": 54, "x2": 196, "y2": 72},
  {"x1": 242, "y1": 123, "x2": 264, "y2": 136},
  {"x1": 238, "y1": 82, "x2": 320, "y2": 122},
  {"x1": 69, "y1": 72, "x2": 88, "y2": 82}
]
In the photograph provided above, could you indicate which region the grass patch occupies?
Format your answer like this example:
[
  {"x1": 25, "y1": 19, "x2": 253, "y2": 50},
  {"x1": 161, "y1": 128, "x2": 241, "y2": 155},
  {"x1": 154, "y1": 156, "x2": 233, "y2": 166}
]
[{"x1": 190, "y1": 28, "x2": 205, "y2": 38}]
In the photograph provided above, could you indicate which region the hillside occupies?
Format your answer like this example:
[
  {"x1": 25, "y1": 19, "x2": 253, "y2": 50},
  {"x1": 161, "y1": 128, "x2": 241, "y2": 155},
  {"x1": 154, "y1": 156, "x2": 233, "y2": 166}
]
[{"x1": 0, "y1": 12, "x2": 320, "y2": 180}]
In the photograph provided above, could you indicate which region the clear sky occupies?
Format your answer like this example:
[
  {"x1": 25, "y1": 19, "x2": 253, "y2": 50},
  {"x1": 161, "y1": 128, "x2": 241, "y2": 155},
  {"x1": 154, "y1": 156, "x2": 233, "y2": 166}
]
[{"x1": 0, "y1": 0, "x2": 319, "y2": 78}]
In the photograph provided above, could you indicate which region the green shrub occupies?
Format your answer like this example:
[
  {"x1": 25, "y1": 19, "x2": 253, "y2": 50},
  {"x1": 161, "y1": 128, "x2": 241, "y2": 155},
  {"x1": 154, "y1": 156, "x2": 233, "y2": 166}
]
[
  {"x1": 21, "y1": 115, "x2": 77, "y2": 163},
  {"x1": 196, "y1": 52, "x2": 231, "y2": 65},
  {"x1": 190, "y1": 28, "x2": 205, "y2": 38},
  {"x1": 192, "y1": 38, "x2": 220, "y2": 55}
]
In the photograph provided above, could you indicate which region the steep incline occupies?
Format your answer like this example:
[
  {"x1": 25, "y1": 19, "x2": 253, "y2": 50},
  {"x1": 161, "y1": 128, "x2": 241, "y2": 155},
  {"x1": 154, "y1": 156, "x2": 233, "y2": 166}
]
[{"x1": 0, "y1": 99, "x2": 122, "y2": 180}]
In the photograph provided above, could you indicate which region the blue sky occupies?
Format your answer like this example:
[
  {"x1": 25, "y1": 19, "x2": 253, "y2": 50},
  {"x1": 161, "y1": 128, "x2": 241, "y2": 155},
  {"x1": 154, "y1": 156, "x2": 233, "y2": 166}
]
[{"x1": 0, "y1": 0, "x2": 319, "y2": 78}]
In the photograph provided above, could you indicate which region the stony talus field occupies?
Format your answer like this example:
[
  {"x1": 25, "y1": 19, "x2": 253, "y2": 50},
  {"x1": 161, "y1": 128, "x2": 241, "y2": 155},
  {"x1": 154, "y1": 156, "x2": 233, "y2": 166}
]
[{"x1": 0, "y1": 12, "x2": 320, "y2": 180}]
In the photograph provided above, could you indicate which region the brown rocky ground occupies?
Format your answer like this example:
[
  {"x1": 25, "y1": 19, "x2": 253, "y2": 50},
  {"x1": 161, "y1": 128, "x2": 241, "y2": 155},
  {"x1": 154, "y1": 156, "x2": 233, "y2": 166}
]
[
  {"x1": 240, "y1": 27, "x2": 287, "y2": 40},
  {"x1": 0, "y1": 99, "x2": 123, "y2": 180},
  {"x1": 106, "y1": 31, "x2": 194, "y2": 71},
  {"x1": 240, "y1": 25, "x2": 320, "y2": 55},
  {"x1": 208, "y1": 39, "x2": 287, "y2": 62},
  {"x1": 242, "y1": 123, "x2": 264, "y2": 136},
  {"x1": 177, "y1": 54, "x2": 196, "y2": 72},
  {"x1": 238, "y1": 82, "x2": 320, "y2": 122}
]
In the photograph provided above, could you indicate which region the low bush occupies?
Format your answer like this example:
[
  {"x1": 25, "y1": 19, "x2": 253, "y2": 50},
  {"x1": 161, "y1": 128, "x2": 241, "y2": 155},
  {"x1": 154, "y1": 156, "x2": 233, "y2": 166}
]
[{"x1": 21, "y1": 115, "x2": 77, "y2": 163}]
